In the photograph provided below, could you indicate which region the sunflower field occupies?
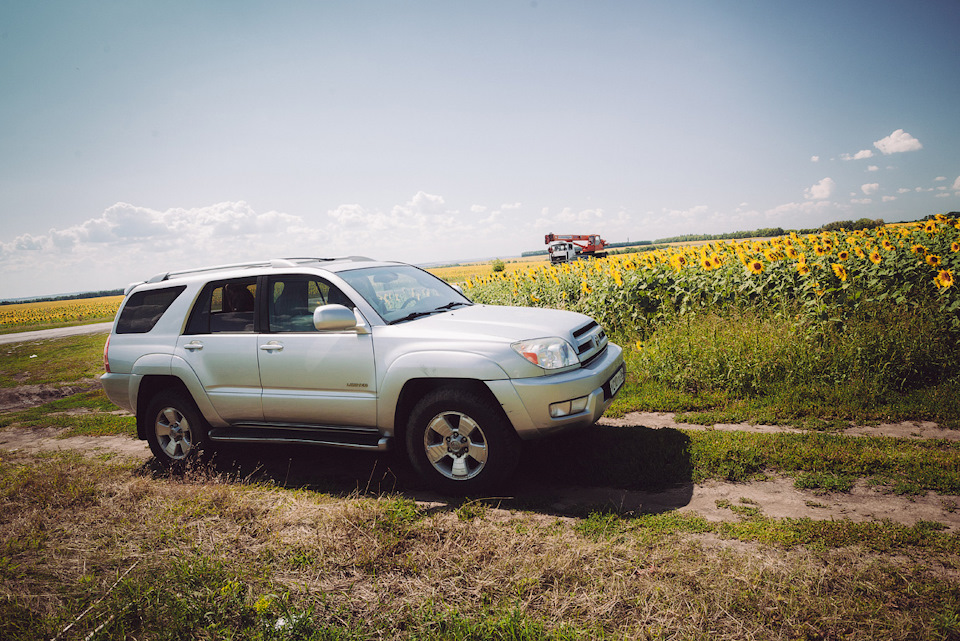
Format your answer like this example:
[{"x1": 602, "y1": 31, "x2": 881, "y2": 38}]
[
  {"x1": 464, "y1": 215, "x2": 960, "y2": 416},
  {"x1": 0, "y1": 295, "x2": 123, "y2": 332}
]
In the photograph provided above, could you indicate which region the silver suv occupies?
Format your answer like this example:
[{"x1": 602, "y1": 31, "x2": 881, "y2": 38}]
[{"x1": 102, "y1": 257, "x2": 625, "y2": 493}]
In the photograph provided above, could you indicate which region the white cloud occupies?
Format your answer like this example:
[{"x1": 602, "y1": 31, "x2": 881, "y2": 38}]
[
  {"x1": 851, "y1": 198, "x2": 872, "y2": 205},
  {"x1": 764, "y1": 199, "x2": 837, "y2": 220},
  {"x1": 898, "y1": 188, "x2": 911, "y2": 194},
  {"x1": 811, "y1": 155, "x2": 820, "y2": 162},
  {"x1": 1, "y1": 195, "x2": 543, "y2": 297},
  {"x1": 953, "y1": 176, "x2": 960, "y2": 190},
  {"x1": 935, "y1": 176, "x2": 947, "y2": 181},
  {"x1": 804, "y1": 177, "x2": 835, "y2": 200},
  {"x1": 867, "y1": 165, "x2": 879, "y2": 172},
  {"x1": 873, "y1": 129, "x2": 922, "y2": 155},
  {"x1": 841, "y1": 149, "x2": 874, "y2": 161},
  {"x1": 861, "y1": 183, "x2": 880, "y2": 195},
  {"x1": 882, "y1": 196, "x2": 897, "y2": 202},
  {"x1": 935, "y1": 192, "x2": 952, "y2": 198}
]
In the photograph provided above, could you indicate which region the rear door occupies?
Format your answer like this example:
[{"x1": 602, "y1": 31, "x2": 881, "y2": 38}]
[
  {"x1": 256, "y1": 274, "x2": 377, "y2": 427},
  {"x1": 176, "y1": 277, "x2": 263, "y2": 422}
]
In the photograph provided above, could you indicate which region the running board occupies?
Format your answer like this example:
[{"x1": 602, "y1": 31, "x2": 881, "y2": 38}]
[{"x1": 207, "y1": 424, "x2": 390, "y2": 452}]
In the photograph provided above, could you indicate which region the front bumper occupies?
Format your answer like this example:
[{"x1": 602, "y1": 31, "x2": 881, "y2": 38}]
[{"x1": 487, "y1": 342, "x2": 625, "y2": 439}]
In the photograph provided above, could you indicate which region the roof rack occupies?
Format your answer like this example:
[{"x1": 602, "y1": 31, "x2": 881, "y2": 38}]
[{"x1": 145, "y1": 256, "x2": 373, "y2": 283}]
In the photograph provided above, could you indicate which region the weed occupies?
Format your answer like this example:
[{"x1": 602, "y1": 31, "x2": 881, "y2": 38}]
[{"x1": 794, "y1": 472, "x2": 855, "y2": 494}]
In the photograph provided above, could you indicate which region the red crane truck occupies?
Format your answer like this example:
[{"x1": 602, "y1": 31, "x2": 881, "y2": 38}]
[{"x1": 544, "y1": 233, "x2": 608, "y2": 263}]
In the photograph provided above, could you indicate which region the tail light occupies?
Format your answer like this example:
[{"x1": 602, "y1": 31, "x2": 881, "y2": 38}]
[{"x1": 103, "y1": 336, "x2": 111, "y2": 373}]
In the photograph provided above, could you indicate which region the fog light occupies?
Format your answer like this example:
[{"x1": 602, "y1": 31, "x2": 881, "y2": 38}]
[{"x1": 549, "y1": 395, "x2": 588, "y2": 418}]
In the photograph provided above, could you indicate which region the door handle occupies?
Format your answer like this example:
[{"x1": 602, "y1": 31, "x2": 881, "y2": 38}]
[
  {"x1": 259, "y1": 341, "x2": 283, "y2": 352},
  {"x1": 184, "y1": 341, "x2": 203, "y2": 351}
]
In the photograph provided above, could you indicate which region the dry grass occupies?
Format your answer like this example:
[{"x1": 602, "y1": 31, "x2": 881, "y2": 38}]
[{"x1": 2, "y1": 451, "x2": 959, "y2": 640}]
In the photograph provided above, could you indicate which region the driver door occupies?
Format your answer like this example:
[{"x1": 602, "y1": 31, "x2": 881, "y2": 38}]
[{"x1": 256, "y1": 275, "x2": 377, "y2": 427}]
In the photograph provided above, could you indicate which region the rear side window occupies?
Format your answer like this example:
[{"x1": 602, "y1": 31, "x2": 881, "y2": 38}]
[{"x1": 116, "y1": 286, "x2": 186, "y2": 334}]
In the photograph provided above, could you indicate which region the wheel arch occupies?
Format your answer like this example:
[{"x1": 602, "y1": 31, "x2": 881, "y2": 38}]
[
  {"x1": 393, "y1": 378, "x2": 508, "y2": 446},
  {"x1": 134, "y1": 375, "x2": 195, "y2": 440}
]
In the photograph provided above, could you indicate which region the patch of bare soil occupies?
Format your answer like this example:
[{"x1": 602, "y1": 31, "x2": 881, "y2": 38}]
[
  {"x1": 0, "y1": 378, "x2": 101, "y2": 412},
  {"x1": 599, "y1": 410, "x2": 960, "y2": 441},
  {"x1": 0, "y1": 425, "x2": 149, "y2": 459}
]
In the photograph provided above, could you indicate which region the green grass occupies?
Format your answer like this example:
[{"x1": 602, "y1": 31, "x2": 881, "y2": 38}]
[
  {"x1": 610, "y1": 305, "x2": 960, "y2": 429},
  {"x1": 0, "y1": 332, "x2": 107, "y2": 387}
]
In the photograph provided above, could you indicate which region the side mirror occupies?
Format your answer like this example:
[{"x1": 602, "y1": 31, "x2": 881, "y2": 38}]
[{"x1": 313, "y1": 304, "x2": 358, "y2": 331}]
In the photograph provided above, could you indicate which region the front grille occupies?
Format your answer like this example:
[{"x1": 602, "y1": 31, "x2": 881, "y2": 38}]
[
  {"x1": 580, "y1": 344, "x2": 607, "y2": 367},
  {"x1": 573, "y1": 320, "x2": 598, "y2": 338}
]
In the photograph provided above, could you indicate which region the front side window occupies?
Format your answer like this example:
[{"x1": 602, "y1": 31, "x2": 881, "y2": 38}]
[
  {"x1": 267, "y1": 275, "x2": 353, "y2": 332},
  {"x1": 185, "y1": 278, "x2": 257, "y2": 334},
  {"x1": 338, "y1": 265, "x2": 470, "y2": 324}
]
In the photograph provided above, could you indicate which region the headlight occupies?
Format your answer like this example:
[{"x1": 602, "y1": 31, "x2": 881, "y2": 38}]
[{"x1": 511, "y1": 337, "x2": 579, "y2": 370}]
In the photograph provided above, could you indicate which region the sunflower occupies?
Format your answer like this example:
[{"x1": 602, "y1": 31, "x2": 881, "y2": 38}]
[
  {"x1": 882, "y1": 239, "x2": 895, "y2": 251},
  {"x1": 854, "y1": 246, "x2": 866, "y2": 259},
  {"x1": 869, "y1": 251, "x2": 882, "y2": 264},
  {"x1": 952, "y1": 242, "x2": 960, "y2": 253},
  {"x1": 700, "y1": 257, "x2": 713, "y2": 270},
  {"x1": 797, "y1": 263, "x2": 811, "y2": 276},
  {"x1": 935, "y1": 269, "x2": 954, "y2": 289},
  {"x1": 837, "y1": 250, "x2": 850, "y2": 261},
  {"x1": 831, "y1": 263, "x2": 847, "y2": 282},
  {"x1": 924, "y1": 221, "x2": 937, "y2": 233},
  {"x1": 911, "y1": 244, "x2": 927, "y2": 255},
  {"x1": 814, "y1": 244, "x2": 827, "y2": 256},
  {"x1": 926, "y1": 254, "x2": 942, "y2": 267},
  {"x1": 748, "y1": 260, "x2": 764, "y2": 275},
  {"x1": 785, "y1": 246, "x2": 799, "y2": 259}
]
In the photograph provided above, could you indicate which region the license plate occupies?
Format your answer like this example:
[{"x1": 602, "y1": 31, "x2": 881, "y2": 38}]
[{"x1": 607, "y1": 365, "x2": 625, "y2": 398}]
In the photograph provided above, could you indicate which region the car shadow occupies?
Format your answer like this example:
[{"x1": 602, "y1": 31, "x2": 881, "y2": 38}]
[{"x1": 140, "y1": 425, "x2": 694, "y2": 518}]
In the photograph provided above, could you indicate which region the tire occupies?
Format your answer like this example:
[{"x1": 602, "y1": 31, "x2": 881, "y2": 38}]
[
  {"x1": 405, "y1": 387, "x2": 521, "y2": 494},
  {"x1": 145, "y1": 390, "x2": 209, "y2": 468}
]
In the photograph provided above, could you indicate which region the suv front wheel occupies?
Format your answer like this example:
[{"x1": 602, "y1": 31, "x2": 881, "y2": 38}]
[
  {"x1": 145, "y1": 391, "x2": 208, "y2": 468},
  {"x1": 405, "y1": 387, "x2": 520, "y2": 494}
]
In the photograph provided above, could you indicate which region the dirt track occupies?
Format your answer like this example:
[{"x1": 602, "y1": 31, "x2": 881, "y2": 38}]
[
  {"x1": 0, "y1": 321, "x2": 112, "y2": 345},
  {"x1": 2, "y1": 406, "x2": 958, "y2": 532}
]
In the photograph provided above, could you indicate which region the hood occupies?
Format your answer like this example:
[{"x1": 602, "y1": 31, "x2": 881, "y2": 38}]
[{"x1": 401, "y1": 304, "x2": 594, "y2": 342}]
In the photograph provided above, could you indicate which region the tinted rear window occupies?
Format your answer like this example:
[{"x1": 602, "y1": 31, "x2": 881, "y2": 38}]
[{"x1": 116, "y1": 286, "x2": 186, "y2": 334}]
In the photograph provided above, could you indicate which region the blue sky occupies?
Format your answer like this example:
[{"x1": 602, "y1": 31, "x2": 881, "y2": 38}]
[{"x1": 1, "y1": 0, "x2": 958, "y2": 298}]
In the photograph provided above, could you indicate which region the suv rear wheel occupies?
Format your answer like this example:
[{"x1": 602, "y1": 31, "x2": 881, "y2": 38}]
[
  {"x1": 145, "y1": 391, "x2": 208, "y2": 468},
  {"x1": 405, "y1": 387, "x2": 520, "y2": 494}
]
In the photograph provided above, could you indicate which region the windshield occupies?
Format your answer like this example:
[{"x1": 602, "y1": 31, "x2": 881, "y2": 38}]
[{"x1": 338, "y1": 265, "x2": 471, "y2": 324}]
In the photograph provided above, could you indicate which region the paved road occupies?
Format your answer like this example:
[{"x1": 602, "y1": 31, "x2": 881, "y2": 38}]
[{"x1": 0, "y1": 322, "x2": 113, "y2": 345}]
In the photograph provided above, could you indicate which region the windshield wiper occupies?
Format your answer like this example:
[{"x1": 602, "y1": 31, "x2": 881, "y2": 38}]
[
  {"x1": 388, "y1": 301, "x2": 471, "y2": 325},
  {"x1": 433, "y1": 301, "x2": 471, "y2": 311},
  {"x1": 388, "y1": 310, "x2": 438, "y2": 325}
]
